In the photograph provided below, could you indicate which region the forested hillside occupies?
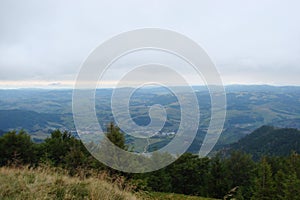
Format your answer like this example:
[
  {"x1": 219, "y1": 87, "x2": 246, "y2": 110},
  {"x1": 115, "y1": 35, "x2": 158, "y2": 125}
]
[{"x1": 229, "y1": 126, "x2": 300, "y2": 160}]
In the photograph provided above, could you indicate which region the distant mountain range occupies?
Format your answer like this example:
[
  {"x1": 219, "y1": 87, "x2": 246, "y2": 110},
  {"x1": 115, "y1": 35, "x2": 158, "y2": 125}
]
[
  {"x1": 0, "y1": 109, "x2": 63, "y2": 131},
  {"x1": 0, "y1": 85, "x2": 299, "y2": 151},
  {"x1": 0, "y1": 109, "x2": 71, "y2": 141}
]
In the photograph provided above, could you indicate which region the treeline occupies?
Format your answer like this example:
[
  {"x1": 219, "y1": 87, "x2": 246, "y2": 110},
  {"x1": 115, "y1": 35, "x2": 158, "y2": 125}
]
[
  {"x1": 0, "y1": 128, "x2": 300, "y2": 199},
  {"x1": 0, "y1": 129, "x2": 105, "y2": 173}
]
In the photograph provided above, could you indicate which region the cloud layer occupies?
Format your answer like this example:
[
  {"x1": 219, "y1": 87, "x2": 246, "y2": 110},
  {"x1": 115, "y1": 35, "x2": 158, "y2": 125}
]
[{"x1": 0, "y1": 0, "x2": 299, "y2": 87}]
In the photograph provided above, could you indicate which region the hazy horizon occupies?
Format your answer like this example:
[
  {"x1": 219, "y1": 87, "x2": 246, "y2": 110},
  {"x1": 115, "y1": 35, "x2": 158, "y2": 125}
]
[{"x1": 0, "y1": 83, "x2": 300, "y2": 90}]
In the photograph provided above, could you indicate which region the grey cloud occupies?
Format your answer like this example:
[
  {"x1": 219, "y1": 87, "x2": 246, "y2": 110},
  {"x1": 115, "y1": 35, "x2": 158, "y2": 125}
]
[{"x1": 0, "y1": 0, "x2": 299, "y2": 86}]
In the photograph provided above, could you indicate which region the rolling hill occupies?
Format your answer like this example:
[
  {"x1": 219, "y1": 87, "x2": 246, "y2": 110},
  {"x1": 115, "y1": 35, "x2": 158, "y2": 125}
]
[
  {"x1": 0, "y1": 85, "x2": 299, "y2": 150},
  {"x1": 229, "y1": 126, "x2": 300, "y2": 160}
]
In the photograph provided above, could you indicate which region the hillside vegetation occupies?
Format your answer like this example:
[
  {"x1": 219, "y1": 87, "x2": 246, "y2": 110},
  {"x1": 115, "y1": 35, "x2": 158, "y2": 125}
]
[
  {"x1": 1, "y1": 126, "x2": 300, "y2": 199},
  {"x1": 0, "y1": 166, "x2": 218, "y2": 200},
  {"x1": 230, "y1": 126, "x2": 300, "y2": 160},
  {"x1": 0, "y1": 166, "x2": 138, "y2": 200}
]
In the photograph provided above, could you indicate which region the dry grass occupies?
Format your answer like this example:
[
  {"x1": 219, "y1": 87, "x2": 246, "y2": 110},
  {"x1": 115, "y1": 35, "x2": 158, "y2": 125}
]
[
  {"x1": 0, "y1": 166, "x2": 138, "y2": 200},
  {"x1": 142, "y1": 192, "x2": 220, "y2": 200},
  {"x1": 0, "y1": 166, "x2": 218, "y2": 200}
]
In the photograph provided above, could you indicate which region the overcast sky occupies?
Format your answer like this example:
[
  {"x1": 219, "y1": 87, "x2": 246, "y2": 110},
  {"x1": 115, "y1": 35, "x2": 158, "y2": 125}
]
[{"x1": 0, "y1": 0, "x2": 299, "y2": 88}]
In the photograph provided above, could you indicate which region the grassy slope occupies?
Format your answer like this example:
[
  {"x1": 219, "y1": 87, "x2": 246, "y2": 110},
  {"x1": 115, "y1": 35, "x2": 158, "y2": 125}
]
[
  {"x1": 0, "y1": 166, "x2": 138, "y2": 200},
  {"x1": 144, "y1": 192, "x2": 219, "y2": 200},
  {"x1": 0, "y1": 167, "x2": 218, "y2": 200}
]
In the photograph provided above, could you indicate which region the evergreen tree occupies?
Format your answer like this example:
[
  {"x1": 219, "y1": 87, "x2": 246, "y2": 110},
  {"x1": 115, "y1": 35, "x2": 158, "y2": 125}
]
[
  {"x1": 208, "y1": 154, "x2": 230, "y2": 198},
  {"x1": 251, "y1": 157, "x2": 275, "y2": 200},
  {"x1": 284, "y1": 172, "x2": 300, "y2": 200},
  {"x1": 274, "y1": 170, "x2": 287, "y2": 200},
  {"x1": 40, "y1": 129, "x2": 91, "y2": 171},
  {"x1": 169, "y1": 153, "x2": 205, "y2": 195},
  {"x1": 0, "y1": 130, "x2": 37, "y2": 166},
  {"x1": 106, "y1": 122, "x2": 127, "y2": 150},
  {"x1": 226, "y1": 151, "x2": 255, "y2": 199},
  {"x1": 288, "y1": 151, "x2": 300, "y2": 179}
]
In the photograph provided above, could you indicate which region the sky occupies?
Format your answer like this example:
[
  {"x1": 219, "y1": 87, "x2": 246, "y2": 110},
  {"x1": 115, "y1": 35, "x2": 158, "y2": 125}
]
[{"x1": 0, "y1": 0, "x2": 300, "y2": 88}]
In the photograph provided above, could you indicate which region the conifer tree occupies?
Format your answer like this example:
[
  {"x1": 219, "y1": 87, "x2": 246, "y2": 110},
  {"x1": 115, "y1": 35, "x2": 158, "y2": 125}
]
[{"x1": 251, "y1": 157, "x2": 275, "y2": 200}]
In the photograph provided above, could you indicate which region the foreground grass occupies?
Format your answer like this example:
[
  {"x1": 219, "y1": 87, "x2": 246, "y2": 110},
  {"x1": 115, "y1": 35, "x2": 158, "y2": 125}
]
[
  {"x1": 0, "y1": 166, "x2": 138, "y2": 200},
  {"x1": 143, "y1": 192, "x2": 219, "y2": 200},
  {"x1": 0, "y1": 166, "x2": 219, "y2": 200}
]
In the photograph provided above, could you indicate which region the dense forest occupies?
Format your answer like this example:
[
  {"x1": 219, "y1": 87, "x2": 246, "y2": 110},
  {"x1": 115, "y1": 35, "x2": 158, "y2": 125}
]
[
  {"x1": 0, "y1": 126, "x2": 300, "y2": 199},
  {"x1": 230, "y1": 126, "x2": 300, "y2": 160}
]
